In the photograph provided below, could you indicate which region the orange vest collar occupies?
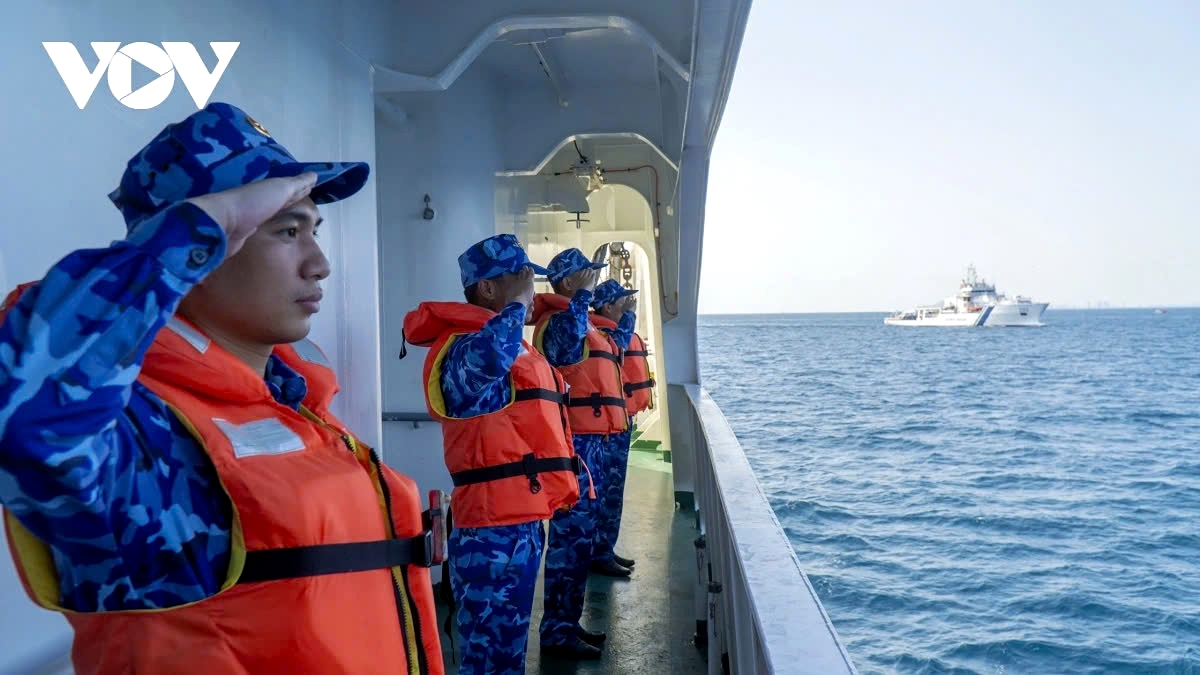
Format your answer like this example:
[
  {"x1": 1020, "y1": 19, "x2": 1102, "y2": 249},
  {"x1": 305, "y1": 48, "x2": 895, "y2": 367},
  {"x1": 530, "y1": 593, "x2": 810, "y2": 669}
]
[
  {"x1": 139, "y1": 316, "x2": 340, "y2": 408},
  {"x1": 140, "y1": 317, "x2": 273, "y2": 405},
  {"x1": 404, "y1": 301, "x2": 497, "y2": 346},
  {"x1": 589, "y1": 313, "x2": 618, "y2": 331},
  {"x1": 531, "y1": 292, "x2": 570, "y2": 324}
]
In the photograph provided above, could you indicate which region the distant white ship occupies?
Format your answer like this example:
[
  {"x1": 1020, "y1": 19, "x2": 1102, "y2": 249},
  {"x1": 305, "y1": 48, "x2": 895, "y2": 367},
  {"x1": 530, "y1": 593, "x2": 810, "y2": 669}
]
[{"x1": 885, "y1": 265, "x2": 1049, "y2": 327}]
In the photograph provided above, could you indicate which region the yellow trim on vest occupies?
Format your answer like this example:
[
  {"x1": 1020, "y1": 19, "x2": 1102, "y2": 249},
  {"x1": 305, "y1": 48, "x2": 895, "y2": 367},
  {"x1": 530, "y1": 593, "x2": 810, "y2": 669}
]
[
  {"x1": 580, "y1": 333, "x2": 593, "y2": 365},
  {"x1": 533, "y1": 320, "x2": 549, "y2": 355},
  {"x1": 533, "y1": 314, "x2": 590, "y2": 366},
  {"x1": 351, "y1": 431, "x2": 421, "y2": 675},
  {"x1": 4, "y1": 403, "x2": 247, "y2": 615},
  {"x1": 426, "y1": 333, "x2": 517, "y2": 421},
  {"x1": 5, "y1": 510, "x2": 62, "y2": 610},
  {"x1": 296, "y1": 406, "x2": 421, "y2": 675},
  {"x1": 425, "y1": 334, "x2": 457, "y2": 418}
]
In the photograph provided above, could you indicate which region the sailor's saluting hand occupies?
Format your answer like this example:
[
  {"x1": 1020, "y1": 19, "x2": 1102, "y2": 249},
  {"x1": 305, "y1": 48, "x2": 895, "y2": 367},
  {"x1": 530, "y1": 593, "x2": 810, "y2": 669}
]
[
  {"x1": 566, "y1": 267, "x2": 601, "y2": 293},
  {"x1": 185, "y1": 172, "x2": 318, "y2": 258}
]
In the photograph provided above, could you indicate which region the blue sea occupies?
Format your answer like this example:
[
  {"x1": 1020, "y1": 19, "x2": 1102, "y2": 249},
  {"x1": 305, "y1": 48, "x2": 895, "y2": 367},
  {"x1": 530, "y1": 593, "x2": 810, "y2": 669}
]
[{"x1": 698, "y1": 309, "x2": 1200, "y2": 675}]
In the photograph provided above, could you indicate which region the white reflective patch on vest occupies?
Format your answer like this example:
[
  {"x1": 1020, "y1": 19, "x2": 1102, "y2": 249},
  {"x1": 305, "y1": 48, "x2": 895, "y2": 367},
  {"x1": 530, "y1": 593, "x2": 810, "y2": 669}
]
[
  {"x1": 166, "y1": 317, "x2": 210, "y2": 354},
  {"x1": 214, "y1": 418, "x2": 306, "y2": 459},
  {"x1": 290, "y1": 338, "x2": 329, "y2": 366}
]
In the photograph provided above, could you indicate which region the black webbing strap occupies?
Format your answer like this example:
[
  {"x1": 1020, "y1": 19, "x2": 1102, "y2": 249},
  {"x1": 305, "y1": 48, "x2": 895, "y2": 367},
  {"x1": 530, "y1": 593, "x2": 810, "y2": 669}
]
[
  {"x1": 514, "y1": 387, "x2": 568, "y2": 405},
  {"x1": 450, "y1": 453, "x2": 581, "y2": 494},
  {"x1": 624, "y1": 379, "x2": 655, "y2": 396},
  {"x1": 624, "y1": 350, "x2": 649, "y2": 357},
  {"x1": 567, "y1": 392, "x2": 627, "y2": 417},
  {"x1": 589, "y1": 350, "x2": 621, "y2": 364},
  {"x1": 238, "y1": 532, "x2": 435, "y2": 583}
]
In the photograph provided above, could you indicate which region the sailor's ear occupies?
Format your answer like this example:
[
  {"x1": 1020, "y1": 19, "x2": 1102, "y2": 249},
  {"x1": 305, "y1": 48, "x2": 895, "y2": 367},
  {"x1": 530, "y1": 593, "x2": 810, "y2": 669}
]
[{"x1": 477, "y1": 277, "x2": 504, "y2": 302}]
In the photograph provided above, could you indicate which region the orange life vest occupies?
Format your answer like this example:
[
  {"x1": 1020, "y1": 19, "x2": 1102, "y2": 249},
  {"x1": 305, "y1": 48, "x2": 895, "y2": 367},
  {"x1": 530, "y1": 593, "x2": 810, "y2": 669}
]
[
  {"x1": 531, "y1": 293, "x2": 627, "y2": 435},
  {"x1": 403, "y1": 301, "x2": 580, "y2": 528},
  {"x1": 2, "y1": 285, "x2": 443, "y2": 675},
  {"x1": 589, "y1": 313, "x2": 655, "y2": 416},
  {"x1": 622, "y1": 332, "x2": 655, "y2": 414}
]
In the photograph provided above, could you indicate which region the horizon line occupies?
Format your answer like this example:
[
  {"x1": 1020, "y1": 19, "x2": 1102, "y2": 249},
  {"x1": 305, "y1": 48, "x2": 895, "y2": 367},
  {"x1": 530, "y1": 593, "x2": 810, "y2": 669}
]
[{"x1": 697, "y1": 305, "x2": 1198, "y2": 316}]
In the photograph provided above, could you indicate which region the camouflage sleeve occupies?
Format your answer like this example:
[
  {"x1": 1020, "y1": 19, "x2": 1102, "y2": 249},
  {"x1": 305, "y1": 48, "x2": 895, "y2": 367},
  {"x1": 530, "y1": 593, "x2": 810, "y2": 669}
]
[
  {"x1": 439, "y1": 302, "x2": 526, "y2": 418},
  {"x1": 542, "y1": 289, "x2": 594, "y2": 367},
  {"x1": 0, "y1": 202, "x2": 230, "y2": 608},
  {"x1": 606, "y1": 310, "x2": 635, "y2": 350}
]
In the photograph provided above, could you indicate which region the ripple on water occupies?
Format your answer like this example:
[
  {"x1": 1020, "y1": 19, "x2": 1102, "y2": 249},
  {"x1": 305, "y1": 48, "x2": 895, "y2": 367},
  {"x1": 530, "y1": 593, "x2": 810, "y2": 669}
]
[{"x1": 700, "y1": 310, "x2": 1200, "y2": 674}]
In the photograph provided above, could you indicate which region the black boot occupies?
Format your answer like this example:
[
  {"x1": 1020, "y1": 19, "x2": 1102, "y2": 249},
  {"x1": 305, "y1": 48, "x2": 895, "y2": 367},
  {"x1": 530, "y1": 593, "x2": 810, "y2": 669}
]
[
  {"x1": 590, "y1": 559, "x2": 632, "y2": 577},
  {"x1": 576, "y1": 626, "x2": 607, "y2": 647},
  {"x1": 613, "y1": 553, "x2": 636, "y2": 568},
  {"x1": 541, "y1": 637, "x2": 602, "y2": 660}
]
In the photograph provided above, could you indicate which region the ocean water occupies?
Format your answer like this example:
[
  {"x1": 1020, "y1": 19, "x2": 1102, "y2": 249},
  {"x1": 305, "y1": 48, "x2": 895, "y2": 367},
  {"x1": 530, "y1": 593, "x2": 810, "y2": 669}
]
[{"x1": 698, "y1": 309, "x2": 1200, "y2": 675}]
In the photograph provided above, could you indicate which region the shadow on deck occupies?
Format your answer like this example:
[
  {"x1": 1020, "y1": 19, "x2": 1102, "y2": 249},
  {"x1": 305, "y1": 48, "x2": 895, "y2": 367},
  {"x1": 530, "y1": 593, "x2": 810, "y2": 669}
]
[{"x1": 437, "y1": 451, "x2": 706, "y2": 674}]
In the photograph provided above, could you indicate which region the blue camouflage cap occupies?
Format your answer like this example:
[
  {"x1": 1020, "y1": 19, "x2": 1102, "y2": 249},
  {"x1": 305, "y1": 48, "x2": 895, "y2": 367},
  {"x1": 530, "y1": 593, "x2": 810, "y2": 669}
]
[
  {"x1": 458, "y1": 234, "x2": 551, "y2": 288},
  {"x1": 109, "y1": 102, "x2": 370, "y2": 229},
  {"x1": 591, "y1": 279, "x2": 638, "y2": 309},
  {"x1": 546, "y1": 248, "x2": 606, "y2": 284}
]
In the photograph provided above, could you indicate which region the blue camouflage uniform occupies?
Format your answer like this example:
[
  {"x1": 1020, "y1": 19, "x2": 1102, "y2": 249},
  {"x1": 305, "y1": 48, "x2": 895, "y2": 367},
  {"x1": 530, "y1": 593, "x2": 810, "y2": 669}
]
[
  {"x1": 440, "y1": 234, "x2": 554, "y2": 675},
  {"x1": 588, "y1": 280, "x2": 638, "y2": 566},
  {"x1": 0, "y1": 103, "x2": 371, "y2": 612},
  {"x1": 536, "y1": 249, "x2": 613, "y2": 649}
]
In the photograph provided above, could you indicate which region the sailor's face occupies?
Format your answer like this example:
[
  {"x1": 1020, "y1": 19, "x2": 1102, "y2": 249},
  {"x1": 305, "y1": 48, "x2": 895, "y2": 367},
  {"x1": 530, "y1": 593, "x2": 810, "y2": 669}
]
[
  {"x1": 187, "y1": 197, "x2": 330, "y2": 345},
  {"x1": 598, "y1": 301, "x2": 624, "y2": 322}
]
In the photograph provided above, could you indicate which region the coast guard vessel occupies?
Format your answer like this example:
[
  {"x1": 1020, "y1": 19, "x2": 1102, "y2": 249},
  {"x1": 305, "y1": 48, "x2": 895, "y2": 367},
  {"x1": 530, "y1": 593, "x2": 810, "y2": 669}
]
[{"x1": 885, "y1": 265, "x2": 1049, "y2": 327}]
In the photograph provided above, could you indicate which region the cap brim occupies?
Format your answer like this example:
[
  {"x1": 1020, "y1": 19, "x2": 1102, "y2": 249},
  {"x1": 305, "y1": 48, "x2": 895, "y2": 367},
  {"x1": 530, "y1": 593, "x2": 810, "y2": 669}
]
[
  {"x1": 548, "y1": 260, "x2": 607, "y2": 283},
  {"x1": 527, "y1": 262, "x2": 552, "y2": 276},
  {"x1": 270, "y1": 161, "x2": 371, "y2": 204}
]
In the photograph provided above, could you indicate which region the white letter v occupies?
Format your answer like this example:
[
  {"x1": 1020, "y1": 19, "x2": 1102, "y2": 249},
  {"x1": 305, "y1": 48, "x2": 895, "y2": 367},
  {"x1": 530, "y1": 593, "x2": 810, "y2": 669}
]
[
  {"x1": 42, "y1": 42, "x2": 120, "y2": 110},
  {"x1": 163, "y1": 42, "x2": 240, "y2": 109}
]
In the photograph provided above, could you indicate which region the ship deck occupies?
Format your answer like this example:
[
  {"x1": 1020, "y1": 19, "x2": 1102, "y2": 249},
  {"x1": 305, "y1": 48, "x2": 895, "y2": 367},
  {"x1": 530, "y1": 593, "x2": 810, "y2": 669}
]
[{"x1": 435, "y1": 450, "x2": 707, "y2": 674}]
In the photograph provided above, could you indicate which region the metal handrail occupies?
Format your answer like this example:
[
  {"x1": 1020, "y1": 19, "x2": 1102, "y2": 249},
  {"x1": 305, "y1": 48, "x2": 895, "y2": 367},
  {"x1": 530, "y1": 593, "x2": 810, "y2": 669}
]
[
  {"x1": 685, "y1": 384, "x2": 858, "y2": 674},
  {"x1": 382, "y1": 411, "x2": 437, "y2": 429}
]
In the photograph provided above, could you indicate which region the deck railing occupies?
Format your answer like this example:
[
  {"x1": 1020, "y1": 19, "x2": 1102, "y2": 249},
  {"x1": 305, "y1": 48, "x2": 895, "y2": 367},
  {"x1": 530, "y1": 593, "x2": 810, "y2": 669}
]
[{"x1": 684, "y1": 385, "x2": 858, "y2": 675}]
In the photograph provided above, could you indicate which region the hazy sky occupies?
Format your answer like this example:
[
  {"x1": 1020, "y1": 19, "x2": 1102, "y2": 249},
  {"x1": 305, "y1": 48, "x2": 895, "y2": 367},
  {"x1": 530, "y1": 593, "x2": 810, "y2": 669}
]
[{"x1": 698, "y1": 1, "x2": 1199, "y2": 314}]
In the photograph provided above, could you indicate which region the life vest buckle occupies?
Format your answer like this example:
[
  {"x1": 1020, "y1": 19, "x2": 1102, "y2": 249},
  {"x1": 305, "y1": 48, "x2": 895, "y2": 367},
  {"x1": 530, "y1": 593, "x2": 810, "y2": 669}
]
[
  {"x1": 521, "y1": 453, "x2": 543, "y2": 494},
  {"x1": 590, "y1": 392, "x2": 602, "y2": 417},
  {"x1": 413, "y1": 529, "x2": 436, "y2": 567}
]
